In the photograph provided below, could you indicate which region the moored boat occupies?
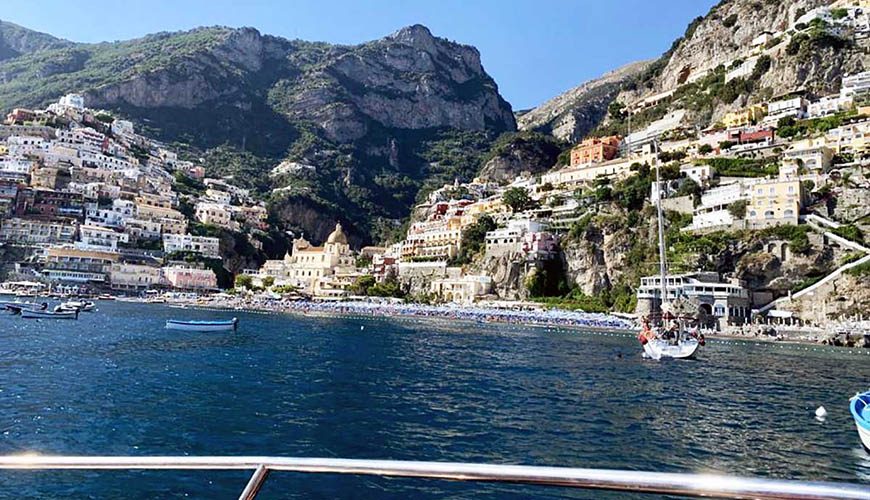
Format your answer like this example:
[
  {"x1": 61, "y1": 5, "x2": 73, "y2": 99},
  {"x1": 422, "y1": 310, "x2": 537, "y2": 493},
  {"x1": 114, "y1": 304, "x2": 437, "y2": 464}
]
[
  {"x1": 166, "y1": 317, "x2": 238, "y2": 332},
  {"x1": 850, "y1": 390, "x2": 870, "y2": 452},
  {"x1": 4, "y1": 302, "x2": 48, "y2": 314},
  {"x1": 636, "y1": 140, "x2": 704, "y2": 361},
  {"x1": 59, "y1": 300, "x2": 96, "y2": 312},
  {"x1": 21, "y1": 308, "x2": 79, "y2": 319}
]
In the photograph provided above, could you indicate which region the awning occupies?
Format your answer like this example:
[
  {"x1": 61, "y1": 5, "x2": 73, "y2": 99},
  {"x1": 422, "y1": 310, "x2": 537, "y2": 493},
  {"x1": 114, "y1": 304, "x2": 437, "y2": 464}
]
[{"x1": 767, "y1": 309, "x2": 793, "y2": 318}]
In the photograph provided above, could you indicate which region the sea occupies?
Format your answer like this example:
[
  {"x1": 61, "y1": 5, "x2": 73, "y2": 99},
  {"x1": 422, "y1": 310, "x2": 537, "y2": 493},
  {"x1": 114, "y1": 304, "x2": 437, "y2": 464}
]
[{"x1": 0, "y1": 300, "x2": 868, "y2": 498}]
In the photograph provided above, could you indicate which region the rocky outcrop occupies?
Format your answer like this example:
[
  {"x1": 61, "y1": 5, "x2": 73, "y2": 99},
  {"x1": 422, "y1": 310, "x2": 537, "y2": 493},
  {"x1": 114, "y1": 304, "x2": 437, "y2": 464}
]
[
  {"x1": 561, "y1": 221, "x2": 637, "y2": 296},
  {"x1": 474, "y1": 253, "x2": 528, "y2": 300},
  {"x1": 517, "y1": 60, "x2": 651, "y2": 142},
  {"x1": 477, "y1": 132, "x2": 564, "y2": 182},
  {"x1": 610, "y1": 0, "x2": 865, "y2": 128},
  {"x1": 279, "y1": 25, "x2": 515, "y2": 142}
]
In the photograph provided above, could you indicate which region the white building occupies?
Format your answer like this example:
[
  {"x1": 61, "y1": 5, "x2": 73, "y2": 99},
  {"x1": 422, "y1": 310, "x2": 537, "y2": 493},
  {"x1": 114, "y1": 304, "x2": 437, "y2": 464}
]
[
  {"x1": 205, "y1": 188, "x2": 232, "y2": 205},
  {"x1": 623, "y1": 110, "x2": 687, "y2": 153},
  {"x1": 162, "y1": 233, "x2": 221, "y2": 259},
  {"x1": 0, "y1": 157, "x2": 33, "y2": 176},
  {"x1": 111, "y1": 120, "x2": 135, "y2": 136},
  {"x1": 807, "y1": 95, "x2": 853, "y2": 118},
  {"x1": 841, "y1": 71, "x2": 870, "y2": 99},
  {"x1": 485, "y1": 219, "x2": 544, "y2": 258},
  {"x1": 764, "y1": 97, "x2": 808, "y2": 124},
  {"x1": 58, "y1": 94, "x2": 85, "y2": 110},
  {"x1": 725, "y1": 56, "x2": 759, "y2": 83},
  {"x1": 688, "y1": 182, "x2": 746, "y2": 231},
  {"x1": 6, "y1": 136, "x2": 47, "y2": 156},
  {"x1": 78, "y1": 224, "x2": 129, "y2": 250},
  {"x1": 430, "y1": 274, "x2": 492, "y2": 304},
  {"x1": 636, "y1": 272, "x2": 750, "y2": 328}
]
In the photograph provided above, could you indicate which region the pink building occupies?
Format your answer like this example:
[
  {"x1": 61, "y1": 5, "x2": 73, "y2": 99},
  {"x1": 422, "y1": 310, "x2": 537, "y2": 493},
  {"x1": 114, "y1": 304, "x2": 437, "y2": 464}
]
[
  {"x1": 161, "y1": 266, "x2": 217, "y2": 290},
  {"x1": 522, "y1": 232, "x2": 559, "y2": 259}
]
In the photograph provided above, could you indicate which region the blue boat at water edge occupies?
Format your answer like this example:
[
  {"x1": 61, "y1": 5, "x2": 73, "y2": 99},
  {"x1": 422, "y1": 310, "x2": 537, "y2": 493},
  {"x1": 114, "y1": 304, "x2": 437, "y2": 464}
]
[
  {"x1": 165, "y1": 317, "x2": 238, "y2": 332},
  {"x1": 851, "y1": 390, "x2": 870, "y2": 452}
]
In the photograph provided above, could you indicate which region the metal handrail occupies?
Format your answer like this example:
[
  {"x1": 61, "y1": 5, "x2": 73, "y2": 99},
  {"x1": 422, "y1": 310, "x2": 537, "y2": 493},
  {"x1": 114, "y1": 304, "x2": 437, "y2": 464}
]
[{"x1": 0, "y1": 455, "x2": 868, "y2": 499}]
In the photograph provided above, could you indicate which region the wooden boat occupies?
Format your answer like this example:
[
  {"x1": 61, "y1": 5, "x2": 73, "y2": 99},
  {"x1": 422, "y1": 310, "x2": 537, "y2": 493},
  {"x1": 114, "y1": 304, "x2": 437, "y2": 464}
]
[
  {"x1": 850, "y1": 390, "x2": 870, "y2": 452},
  {"x1": 21, "y1": 308, "x2": 78, "y2": 319},
  {"x1": 165, "y1": 317, "x2": 238, "y2": 332}
]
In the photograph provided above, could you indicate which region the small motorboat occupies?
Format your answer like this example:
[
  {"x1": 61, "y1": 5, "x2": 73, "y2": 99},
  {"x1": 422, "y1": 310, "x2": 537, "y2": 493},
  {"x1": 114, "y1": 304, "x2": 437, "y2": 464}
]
[
  {"x1": 21, "y1": 308, "x2": 78, "y2": 319},
  {"x1": 97, "y1": 294, "x2": 115, "y2": 301},
  {"x1": 641, "y1": 337, "x2": 701, "y2": 360},
  {"x1": 166, "y1": 317, "x2": 238, "y2": 332},
  {"x1": 850, "y1": 390, "x2": 870, "y2": 452},
  {"x1": 59, "y1": 300, "x2": 96, "y2": 312},
  {"x1": 4, "y1": 302, "x2": 48, "y2": 314}
]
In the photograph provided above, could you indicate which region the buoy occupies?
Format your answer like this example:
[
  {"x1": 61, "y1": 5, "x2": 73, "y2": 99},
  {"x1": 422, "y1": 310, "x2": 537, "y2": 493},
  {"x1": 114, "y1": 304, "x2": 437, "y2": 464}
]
[
  {"x1": 815, "y1": 406, "x2": 827, "y2": 421},
  {"x1": 360, "y1": 325, "x2": 365, "y2": 330}
]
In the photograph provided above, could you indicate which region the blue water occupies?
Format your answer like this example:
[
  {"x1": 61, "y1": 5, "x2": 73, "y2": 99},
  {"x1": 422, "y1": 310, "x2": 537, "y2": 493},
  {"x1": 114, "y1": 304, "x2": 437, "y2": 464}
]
[{"x1": 0, "y1": 301, "x2": 868, "y2": 499}]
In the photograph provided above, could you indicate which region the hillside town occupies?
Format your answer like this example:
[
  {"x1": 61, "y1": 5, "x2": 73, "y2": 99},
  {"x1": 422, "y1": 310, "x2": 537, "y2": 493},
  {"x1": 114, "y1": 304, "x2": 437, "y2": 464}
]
[
  {"x1": 0, "y1": 93, "x2": 268, "y2": 294},
  {"x1": 0, "y1": 3, "x2": 869, "y2": 333}
]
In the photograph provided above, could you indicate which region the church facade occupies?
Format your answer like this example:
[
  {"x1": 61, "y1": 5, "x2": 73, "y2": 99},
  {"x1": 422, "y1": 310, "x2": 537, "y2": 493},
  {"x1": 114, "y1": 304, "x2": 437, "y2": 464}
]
[{"x1": 261, "y1": 223, "x2": 359, "y2": 297}]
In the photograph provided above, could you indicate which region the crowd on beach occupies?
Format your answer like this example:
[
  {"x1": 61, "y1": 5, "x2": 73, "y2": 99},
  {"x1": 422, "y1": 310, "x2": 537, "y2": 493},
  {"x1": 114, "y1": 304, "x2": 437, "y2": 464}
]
[{"x1": 163, "y1": 295, "x2": 636, "y2": 331}]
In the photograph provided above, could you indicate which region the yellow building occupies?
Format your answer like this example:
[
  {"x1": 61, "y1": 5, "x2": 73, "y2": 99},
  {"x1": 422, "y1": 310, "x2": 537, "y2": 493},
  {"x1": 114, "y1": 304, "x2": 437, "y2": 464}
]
[
  {"x1": 261, "y1": 223, "x2": 357, "y2": 296},
  {"x1": 402, "y1": 216, "x2": 464, "y2": 261},
  {"x1": 745, "y1": 178, "x2": 804, "y2": 229},
  {"x1": 722, "y1": 104, "x2": 768, "y2": 128},
  {"x1": 136, "y1": 204, "x2": 188, "y2": 234},
  {"x1": 109, "y1": 263, "x2": 161, "y2": 291}
]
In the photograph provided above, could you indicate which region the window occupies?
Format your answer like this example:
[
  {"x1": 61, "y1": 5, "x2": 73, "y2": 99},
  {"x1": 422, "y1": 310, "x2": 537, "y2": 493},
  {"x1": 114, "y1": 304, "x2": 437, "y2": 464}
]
[{"x1": 764, "y1": 210, "x2": 774, "y2": 219}]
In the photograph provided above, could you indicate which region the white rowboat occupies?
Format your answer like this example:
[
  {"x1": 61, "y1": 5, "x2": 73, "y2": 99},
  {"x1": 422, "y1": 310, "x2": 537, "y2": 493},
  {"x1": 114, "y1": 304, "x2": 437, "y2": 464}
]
[
  {"x1": 165, "y1": 318, "x2": 238, "y2": 332},
  {"x1": 21, "y1": 309, "x2": 78, "y2": 319}
]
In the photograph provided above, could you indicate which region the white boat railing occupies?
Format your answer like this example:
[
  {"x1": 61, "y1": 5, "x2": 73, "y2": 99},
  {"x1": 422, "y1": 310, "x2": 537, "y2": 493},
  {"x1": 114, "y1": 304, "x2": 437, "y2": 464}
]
[{"x1": 0, "y1": 455, "x2": 868, "y2": 500}]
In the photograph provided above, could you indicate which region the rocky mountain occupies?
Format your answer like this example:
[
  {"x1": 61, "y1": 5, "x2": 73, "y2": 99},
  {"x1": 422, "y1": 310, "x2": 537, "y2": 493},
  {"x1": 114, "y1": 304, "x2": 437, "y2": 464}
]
[
  {"x1": 517, "y1": 60, "x2": 651, "y2": 142},
  {"x1": 598, "y1": 0, "x2": 866, "y2": 133},
  {"x1": 0, "y1": 20, "x2": 71, "y2": 61},
  {"x1": 0, "y1": 23, "x2": 515, "y2": 245}
]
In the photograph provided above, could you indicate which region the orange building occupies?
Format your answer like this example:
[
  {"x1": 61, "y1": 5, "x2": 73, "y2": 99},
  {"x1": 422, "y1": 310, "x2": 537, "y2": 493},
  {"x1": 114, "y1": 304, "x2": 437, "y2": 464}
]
[{"x1": 570, "y1": 136, "x2": 621, "y2": 166}]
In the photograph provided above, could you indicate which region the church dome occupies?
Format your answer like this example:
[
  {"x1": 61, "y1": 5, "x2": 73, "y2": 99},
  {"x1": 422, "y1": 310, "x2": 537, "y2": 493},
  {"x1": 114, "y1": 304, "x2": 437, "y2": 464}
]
[{"x1": 326, "y1": 223, "x2": 348, "y2": 245}]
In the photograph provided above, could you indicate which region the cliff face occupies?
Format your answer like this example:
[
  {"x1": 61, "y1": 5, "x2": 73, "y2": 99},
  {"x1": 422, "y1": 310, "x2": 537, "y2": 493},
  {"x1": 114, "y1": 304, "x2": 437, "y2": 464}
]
[
  {"x1": 277, "y1": 25, "x2": 516, "y2": 142},
  {"x1": 477, "y1": 132, "x2": 564, "y2": 182},
  {"x1": 517, "y1": 60, "x2": 651, "y2": 142},
  {"x1": 609, "y1": 0, "x2": 866, "y2": 128}
]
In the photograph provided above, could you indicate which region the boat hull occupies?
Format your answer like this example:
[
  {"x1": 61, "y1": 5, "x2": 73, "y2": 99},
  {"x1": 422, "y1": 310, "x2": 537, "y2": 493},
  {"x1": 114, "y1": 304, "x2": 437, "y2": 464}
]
[
  {"x1": 642, "y1": 338, "x2": 700, "y2": 360},
  {"x1": 850, "y1": 392, "x2": 870, "y2": 452},
  {"x1": 166, "y1": 318, "x2": 238, "y2": 332},
  {"x1": 21, "y1": 309, "x2": 78, "y2": 319}
]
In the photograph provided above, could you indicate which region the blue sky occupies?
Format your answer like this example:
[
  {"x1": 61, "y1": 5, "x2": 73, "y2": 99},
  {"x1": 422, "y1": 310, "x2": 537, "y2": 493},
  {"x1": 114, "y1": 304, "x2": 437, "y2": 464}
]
[{"x1": 4, "y1": 0, "x2": 718, "y2": 110}]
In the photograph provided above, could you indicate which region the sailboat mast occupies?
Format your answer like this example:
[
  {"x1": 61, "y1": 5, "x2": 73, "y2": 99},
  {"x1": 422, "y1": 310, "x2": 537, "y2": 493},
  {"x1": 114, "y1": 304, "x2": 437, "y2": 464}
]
[{"x1": 654, "y1": 140, "x2": 669, "y2": 313}]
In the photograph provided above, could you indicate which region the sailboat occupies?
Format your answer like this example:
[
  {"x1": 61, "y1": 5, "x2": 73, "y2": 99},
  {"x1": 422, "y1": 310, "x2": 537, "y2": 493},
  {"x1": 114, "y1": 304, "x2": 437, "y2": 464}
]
[{"x1": 638, "y1": 141, "x2": 702, "y2": 360}]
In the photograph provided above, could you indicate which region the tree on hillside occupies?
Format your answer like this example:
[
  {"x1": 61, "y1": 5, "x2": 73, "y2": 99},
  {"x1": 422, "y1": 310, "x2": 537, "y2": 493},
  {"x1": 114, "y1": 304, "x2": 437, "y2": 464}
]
[
  {"x1": 234, "y1": 274, "x2": 253, "y2": 290},
  {"x1": 451, "y1": 215, "x2": 497, "y2": 265},
  {"x1": 502, "y1": 187, "x2": 536, "y2": 213}
]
